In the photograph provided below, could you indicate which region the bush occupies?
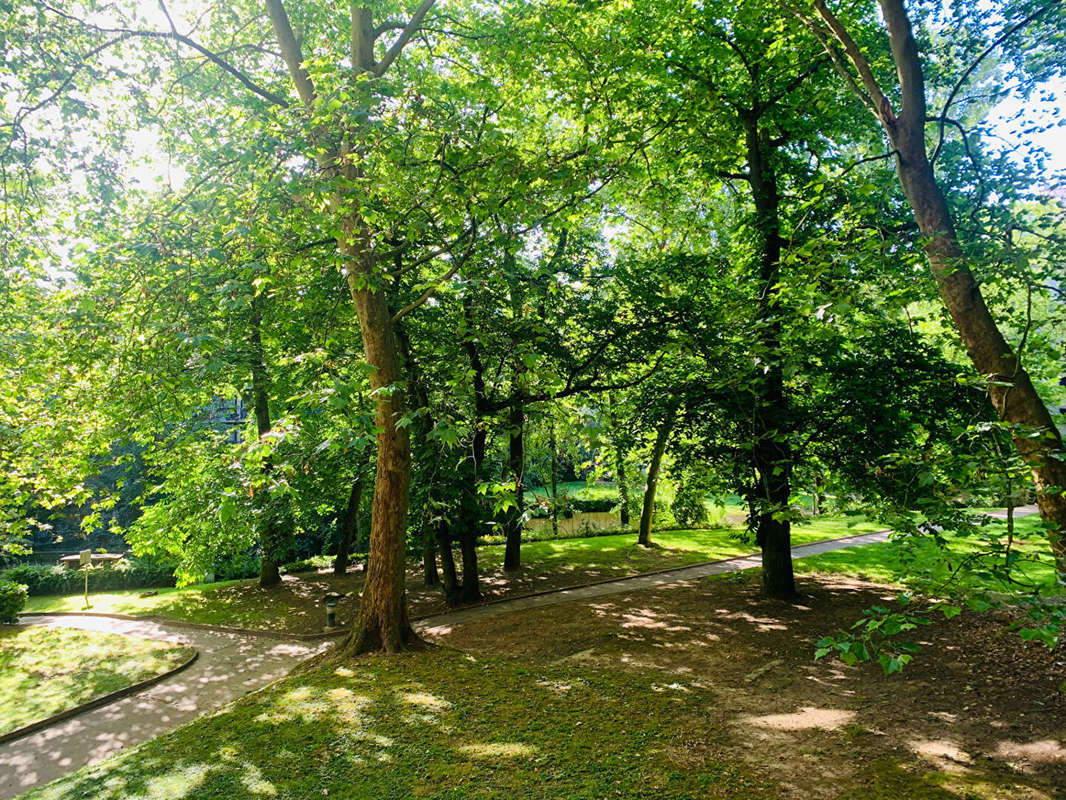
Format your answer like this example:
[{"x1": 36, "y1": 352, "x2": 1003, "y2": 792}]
[
  {"x1": 213, "y1": 553, "x2": 261, "y2": 582},
  {"x1": 672, "y1": 486, "x2": 709, "y2": 527},
  {"x1": 570, "y1": 497, "x2": 616, "y2": 513},
  {"x1": 0, "y1": 581, "x2": 28, "y2": 623},
  {"x1": 0, "y1": 556, "x2": 178, "y2": 596}
]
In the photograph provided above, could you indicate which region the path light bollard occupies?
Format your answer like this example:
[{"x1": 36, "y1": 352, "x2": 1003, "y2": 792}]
[{"x1": 323, "y1": 592, "x2": 345, "y2": 632}]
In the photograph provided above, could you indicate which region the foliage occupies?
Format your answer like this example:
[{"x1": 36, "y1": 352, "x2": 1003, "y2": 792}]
[{"x1": 0, "y1": 580, "x2": 27, "y2": 623}]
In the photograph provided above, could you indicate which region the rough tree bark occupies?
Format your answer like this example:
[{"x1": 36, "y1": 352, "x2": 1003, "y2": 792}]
[
  {"x1": 638, "y1": 409, "x2": 676, "y2": 547},
  {"x1": 743, "y1": 114, "x2": 799, "y2": 601},
  {"x1": 805, "y1": 0, "x2": 1066, "y2": 576},
  {"x1": 266, "y1": 0, "x2": 435, "y2": 652}
]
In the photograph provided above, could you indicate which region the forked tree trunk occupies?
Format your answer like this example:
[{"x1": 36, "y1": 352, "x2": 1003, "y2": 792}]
[
  {"x1": 336, "y1": 241, "x2": 420, "y2": 655},
  {"x1": 810, "y1": 0, "x2": 1066, "y2": 575},
  {"x1": 265, "y1": 0, "x2": 432, "y2": 652},
  {"x1": 638, "y1": 411, "x2": 676, "y2": 546}
]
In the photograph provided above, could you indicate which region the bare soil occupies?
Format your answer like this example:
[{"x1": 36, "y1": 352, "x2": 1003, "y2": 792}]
[{"x1": 423, "y1": 572, "x2": 1066, "y2": 800}]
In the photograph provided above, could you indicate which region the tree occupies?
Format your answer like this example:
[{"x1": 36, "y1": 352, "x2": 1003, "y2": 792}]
[{"x1": 793, "y1": 0, "x2": 1066, "y2": 577}]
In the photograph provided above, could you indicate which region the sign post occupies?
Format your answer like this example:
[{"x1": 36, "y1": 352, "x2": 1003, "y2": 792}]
[{"x1": 79, "y1": 549, "x2": 92, "y2": 610}]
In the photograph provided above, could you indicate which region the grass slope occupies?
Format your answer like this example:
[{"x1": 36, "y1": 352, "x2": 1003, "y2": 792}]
[
  {"x1": 0, "y1": 626, "x2": 194, "y2": 736},
  {"x1": 20, "y1": 650, "x2": 776, "y2": 800}
]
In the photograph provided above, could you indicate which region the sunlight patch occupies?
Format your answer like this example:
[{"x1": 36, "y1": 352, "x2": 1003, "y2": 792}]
[
  {"x1": 994, "y1": 739, "x2": 1066, "y2": 764},
  {"x1": 743, "y1": 707, "x2": 855, "y2": 731},
  {"x1": 254, "y1": 686, "x2": 371, "y2": 724},
  {"x1": 239, "y1": 763, "x2": 277, "y2": 796},
  {"x1": 120, "y1": 763, "x2": 212, "y2": 800},
  {"x1": 459, "y1": 742, "x2": 537, "y2": 759},
  {"x1": 401, "y1": 692, "x2": 452, "y2": 712},
  {"x1": 908, "y1": 738, "x2": 972, "y2": 771}
]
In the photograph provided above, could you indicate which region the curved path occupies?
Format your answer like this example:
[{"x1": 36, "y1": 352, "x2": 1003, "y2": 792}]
[
  {"x1": 416, "y1": 505, "x2": 1038, "y2": 634},
  {"x1": 0, "y1": 505, "x2": 1037, "y2": 797},
  {"x1": 0, "y1": 616, "x2": 326, "y2": 799}
]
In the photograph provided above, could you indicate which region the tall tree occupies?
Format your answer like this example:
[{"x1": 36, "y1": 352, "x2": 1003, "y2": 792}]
[{"x1": 793, "y1": 0, "x2": 1066, "y2": 576}]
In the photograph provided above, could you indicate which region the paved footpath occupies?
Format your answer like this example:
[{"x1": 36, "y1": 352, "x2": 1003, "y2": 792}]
[
  {"x1": 0, "y1": 617, "x2": 325, "y2": 799},
  {"x1": 417, "y1": 505, "x2": 1038, "y2": 633},
  {"x1": 1, "y1": 505, "x2": 1037, "y2": 797}
]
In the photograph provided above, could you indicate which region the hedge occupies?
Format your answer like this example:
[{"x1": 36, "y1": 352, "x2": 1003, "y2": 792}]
[{"x1": 0, "y1": 557, "x2": 176, "y2": 596}]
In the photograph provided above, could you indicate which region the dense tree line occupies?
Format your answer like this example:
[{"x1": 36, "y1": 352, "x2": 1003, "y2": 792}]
[{"x1": 1, "y1": 0, "x2": 1063, "y2": 653}]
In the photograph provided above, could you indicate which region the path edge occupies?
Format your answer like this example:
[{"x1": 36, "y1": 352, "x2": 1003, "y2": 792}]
[{"x1": 0, "y1": 644, "x2": 200, "y2": 746}]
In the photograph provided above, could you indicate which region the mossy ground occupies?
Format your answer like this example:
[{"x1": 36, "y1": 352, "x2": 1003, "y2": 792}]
[{"x1": 0, "y1": 626, "x2": 194, "y2": 736}]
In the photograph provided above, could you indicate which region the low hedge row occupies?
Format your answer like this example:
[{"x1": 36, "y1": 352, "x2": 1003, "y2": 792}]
[{"x1": 0, "y1": 557, "x2": 178, "y2": 596}]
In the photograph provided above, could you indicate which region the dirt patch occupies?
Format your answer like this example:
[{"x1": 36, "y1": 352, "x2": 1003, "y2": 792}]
[{"x1": 424, "y1": 572, "x2": 1066, "y2": 800}]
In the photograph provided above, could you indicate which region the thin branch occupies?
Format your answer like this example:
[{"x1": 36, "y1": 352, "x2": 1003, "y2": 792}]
[
  {"x1": 37, "y1": 0, "x2": 290, "y2": 107},
  {"x1": 374, "y1": 0, "x2": 437, "y2": 77},
  {"x1": 391, "y1": 222, "x2": 477, "y2": 323},
  {"x1": 935, "y1": 0, "x2": 1062, "y2": 158}
]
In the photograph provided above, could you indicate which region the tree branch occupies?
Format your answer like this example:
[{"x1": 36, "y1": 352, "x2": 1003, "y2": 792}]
[
  {"x1": 803, "y1": 0, "x2": 897, "y2": 129},
  {"x1": 374, "y1": 0, "x2": 437, "y2": 77},
  {"x1": 264, "y1": 0, "x2": 315, "y2": 106}
]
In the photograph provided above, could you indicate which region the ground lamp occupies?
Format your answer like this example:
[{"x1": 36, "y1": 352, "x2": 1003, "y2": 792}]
[{"x1": 323, "y1": 592, "x2": 345, "y2": 632}]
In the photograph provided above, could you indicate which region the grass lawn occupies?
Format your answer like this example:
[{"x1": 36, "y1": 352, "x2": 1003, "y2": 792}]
[
  {"x1": 23, "y1": 514, "x2": 886, "y2": 633},
  {"x1": 20, "y1": 649, "x2": 777, "y2": 800},
  {"x1": 0, "y1": 626, "x2": 194, "y2": 736},
  {"x1": 795, "y1": 513, "x2": 1059, "y2": 594},
  {"x1": 20, "y1": 567, "x2": 1066, "y2": 800}
]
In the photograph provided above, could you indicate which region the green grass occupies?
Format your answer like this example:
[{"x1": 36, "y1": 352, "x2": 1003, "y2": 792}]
[
  {"x1": 478, "y1": 514, "x2": 885, "y2": 577},
  {"x1": 0, "y1": 626, "x2": 194, "y2": 736},
  {"x1": 20, "y1": 650, "x2": 777, "y2": 800},
  {"x1": 526, "y1": 480, "x2": 620, "y2": 502},
  {"x1": 22, "y1": 580, "x2": 277, "y2": 628},
  {"x1": 795, "y1": 514, "x2": 1059, "y2": 594}
]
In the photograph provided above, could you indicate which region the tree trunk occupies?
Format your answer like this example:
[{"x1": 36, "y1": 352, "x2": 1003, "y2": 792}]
[
  {"x1": 876, "y1": 0, "x2": 1066, "y2": 576},
  {"x1": 639, "y1": 411, "x2": 676, "y2": 546},
  {"x1": 250, "y1": 296, "x2": 285, "y2": 589},
  {"x1": 503, "y1": 396, "x2": 525, "y2": 571},
  {"x1": 607, "y1": 394, "x2": 631, "y2": 526},
  {"x1": 456, "y1": 295, "x2": 486, "y2": 602},
  {"x1": 549, "y1": 413, "x2": 560, "y2": 538},
  {"x1": 336, "y1": 239, "x2": 420, "y2": 655},
  {"x1": 333, "y1": 472, "x2": 364, "y2": 577},
  {"x1": 422, "y1": 532, "x2": 440, "y2": 587},
  {"x1": 435, "y1": 520, "x2": 460, "y2": 604},
  {"x1": 744, "y1": 114, "x2": 799, "y2": 601}
]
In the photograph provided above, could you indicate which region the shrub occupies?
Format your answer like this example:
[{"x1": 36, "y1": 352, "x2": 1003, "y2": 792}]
[
  {"x1": 570, "y1": 497, "x2": 616, "y2": 513},
  {"x1": 672, "y1": 486, "x2": 709, "y2": 527},
  {"x1": 0, "y1": 581, "x2": 28, "y2": 623},
  {"x1": 0, "y1": 556, "x2": 178, "y2": 596}
]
